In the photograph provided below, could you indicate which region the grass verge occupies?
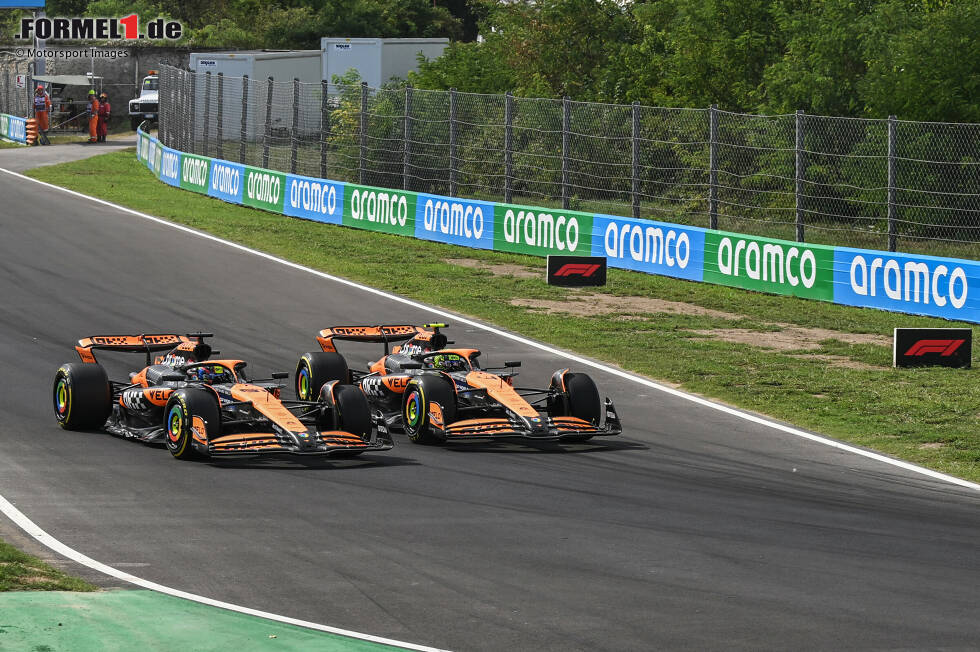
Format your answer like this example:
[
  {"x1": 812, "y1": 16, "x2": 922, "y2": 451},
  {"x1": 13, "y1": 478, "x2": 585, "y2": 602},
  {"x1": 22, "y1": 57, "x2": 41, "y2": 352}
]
[
  {"x1": 26, "y1": 149, "x2": 980, "y2": 483},
  {"x1": 0, "y1": 539, "x2": 96, "y2": 592}
]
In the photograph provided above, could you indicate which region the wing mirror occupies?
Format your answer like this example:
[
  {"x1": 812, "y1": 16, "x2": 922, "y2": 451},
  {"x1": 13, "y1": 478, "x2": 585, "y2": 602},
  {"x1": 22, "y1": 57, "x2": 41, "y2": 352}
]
[
  {"x1": 504, "y1": 361, "x2": 521, "y2": 368},
  {"x1": 271, "y1": 372, "x2": 289, "y2": 380}
]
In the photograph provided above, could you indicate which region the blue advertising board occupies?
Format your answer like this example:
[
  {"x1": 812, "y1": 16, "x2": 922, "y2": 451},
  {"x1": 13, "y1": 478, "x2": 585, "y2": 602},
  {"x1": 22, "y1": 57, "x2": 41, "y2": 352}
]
[
  {"x1": 283, "y1": 173, "x2": 344, "y2": 224},
  {"x1": 207, "y1": 159, "x2": 244, "y2": 204},
  {"x1": 158, "y1": 146, "x2": 181, "y2": 187},
  {"x1": 0, "y1": 1, "x2": 46, "y2": 7},
  {"x1": 833, "y1": 247, "x2": 980, "y2": 323},
  {"x1": 415, "y1": 193, "x2": 496, "y2": 249},
  {"x1": 591, "y1": 214, "x2": 705, "y2": 282}
]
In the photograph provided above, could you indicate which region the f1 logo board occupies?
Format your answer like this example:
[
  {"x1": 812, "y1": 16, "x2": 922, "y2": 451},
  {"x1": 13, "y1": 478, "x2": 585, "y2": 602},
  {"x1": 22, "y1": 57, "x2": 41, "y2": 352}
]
[
  {"x1": 893, "y1": 328, "x2": 972, "y2": 368},
  {"x1": 547, "y1": 255, "x2": 607, "y2": 287}
]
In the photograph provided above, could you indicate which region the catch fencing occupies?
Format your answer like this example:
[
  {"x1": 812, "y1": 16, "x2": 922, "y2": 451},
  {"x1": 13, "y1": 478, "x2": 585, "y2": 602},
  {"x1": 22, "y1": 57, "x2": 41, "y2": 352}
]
[{"x1": 164, "y1": 65, "x2": 976, "y2": 258}]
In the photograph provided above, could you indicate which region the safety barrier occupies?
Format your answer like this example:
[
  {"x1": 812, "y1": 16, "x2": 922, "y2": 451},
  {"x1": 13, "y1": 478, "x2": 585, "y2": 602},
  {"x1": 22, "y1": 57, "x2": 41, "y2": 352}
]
[
  {"x1": 136, "y1": 128, "x2": 980, "y2": 324},
  {"x1": 0, "y1": 113, "x2": 27, "y2": 144}
]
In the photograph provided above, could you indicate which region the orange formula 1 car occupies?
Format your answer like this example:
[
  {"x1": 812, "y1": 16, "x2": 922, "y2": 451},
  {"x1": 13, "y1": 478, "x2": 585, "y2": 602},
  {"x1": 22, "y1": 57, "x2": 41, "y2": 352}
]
[
  {"x1": 53, "y1": 333, "x2": 392, "y2": 459},
  {"x1": 295, "y1": 324, "x2": 622, "y2": 444}
]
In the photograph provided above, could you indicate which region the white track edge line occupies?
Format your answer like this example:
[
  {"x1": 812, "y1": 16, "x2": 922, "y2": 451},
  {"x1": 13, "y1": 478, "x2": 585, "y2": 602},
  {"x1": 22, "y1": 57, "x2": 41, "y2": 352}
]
[
  {"x1": 0, "y1": 164, "x2": 977, "y2": 635},
  {"x1": 0, "y1": 495, "x2": 446, "y2": 652}
]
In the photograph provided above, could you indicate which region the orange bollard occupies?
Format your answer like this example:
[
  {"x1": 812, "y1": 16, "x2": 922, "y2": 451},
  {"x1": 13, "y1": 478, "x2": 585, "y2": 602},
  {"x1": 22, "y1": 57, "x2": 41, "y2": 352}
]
[{"x1": 26, "y1": 119, "x2": 37, "y2": 146}]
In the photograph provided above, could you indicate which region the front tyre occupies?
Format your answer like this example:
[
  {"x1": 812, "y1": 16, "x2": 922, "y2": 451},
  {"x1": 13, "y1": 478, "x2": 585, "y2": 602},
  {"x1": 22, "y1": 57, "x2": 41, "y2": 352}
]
[
  {"x1": 296, "y1": 352, "x2": 350, "y2": 401},
  {"x1": 549, "y1": 371, "x2": 600, "y2": 442},
  {"x1": 322, "y1": 384, "x2": 373, "y2": 458},
  {"x1": 402, "y1": 375, "x2": 457, "y2": 445},
  {"x1": 53, "y1": 363, "x2": 112, "y2": 430},
  {"x1": 164, "y1": 389, "x2": 220, "y2": 460}
]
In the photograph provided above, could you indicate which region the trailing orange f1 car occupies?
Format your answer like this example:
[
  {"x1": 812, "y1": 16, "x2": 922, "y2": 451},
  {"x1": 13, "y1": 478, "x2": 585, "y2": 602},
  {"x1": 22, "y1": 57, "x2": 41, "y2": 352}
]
[
  {"x1": 295, "y1": 324, "x2": 622, "y2": 444},
  {"x1": 53, "y1": 333, "x2": 391, "y2": 459}
]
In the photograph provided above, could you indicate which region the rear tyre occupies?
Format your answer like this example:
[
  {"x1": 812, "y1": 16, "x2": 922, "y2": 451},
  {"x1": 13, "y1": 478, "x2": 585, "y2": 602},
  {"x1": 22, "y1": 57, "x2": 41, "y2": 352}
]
[
  {"x1": 295, "y1": 352, "x2": 350, "y2": 401},
  {"x1": 131, "y1": 117, "x2": 140, "y2": 131},
  {"x1": 402, "y1": 375, "x2": 457, "y2": 445},
  {"x1": 549, "y1": 372, "x2": 600, "y2": 442},
  {"x1": 164, "y1": 389, "x2": 219, "y2": 460},
  {"x1": 53, "y1": 363, "x2": 112, "y2": 430}
]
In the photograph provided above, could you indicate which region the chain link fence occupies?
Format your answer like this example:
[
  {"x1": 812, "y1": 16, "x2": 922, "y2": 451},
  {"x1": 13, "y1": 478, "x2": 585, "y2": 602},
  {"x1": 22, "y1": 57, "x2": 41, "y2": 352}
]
[
  {"x1": 0, "y1": 57, "x2": 33, "y2": 119},
  {"x1": 160, "y1": 65, "x2": 974, "y2": 258}
]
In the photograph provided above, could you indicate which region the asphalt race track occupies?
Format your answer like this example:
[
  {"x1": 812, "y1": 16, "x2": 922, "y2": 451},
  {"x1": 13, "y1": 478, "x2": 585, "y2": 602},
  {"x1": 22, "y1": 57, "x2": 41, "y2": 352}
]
[{"x1": 0, "y1": 168, "x2": 978, "y2": 651}]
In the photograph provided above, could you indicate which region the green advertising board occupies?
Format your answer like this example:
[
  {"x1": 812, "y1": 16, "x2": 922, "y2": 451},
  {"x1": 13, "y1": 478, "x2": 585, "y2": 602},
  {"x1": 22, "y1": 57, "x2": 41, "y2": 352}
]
[
  {"x1": 179, "y1": 153, "x2": 210, "y2": 194},
  {"x1": 493, "y1": 203, "x2": 593, "y2": 257},
  {"x1": 342, "y1": 184, "x2": 416, "y2": 236},
  {"x1": 242, "y1": 166, "x2": 286, "y2": 212},
  {"x1": 703, "y1": 232, "x2": 835, "y2": 300}
]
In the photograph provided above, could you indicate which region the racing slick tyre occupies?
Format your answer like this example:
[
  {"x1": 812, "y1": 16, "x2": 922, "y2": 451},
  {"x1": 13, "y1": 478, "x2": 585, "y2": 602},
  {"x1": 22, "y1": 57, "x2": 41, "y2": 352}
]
[
  {"x1": 402, "y1": 375, "x2": 457, "y2": 445},
  {"x1": 322, "y1": 384, "x2": 373, "y2": 458},
  {"x1": 164, "y1": 389, "x2": 220, "y2": 460},
  {"x1": 53, "y1": 363, "x2": 112, "y2": 430},
  {"x1": 296, "y1": 352, "x2": 350, "y2": 401},
  {"x1": 549, "y1": 372, "x2": 601, "y2": 442}
]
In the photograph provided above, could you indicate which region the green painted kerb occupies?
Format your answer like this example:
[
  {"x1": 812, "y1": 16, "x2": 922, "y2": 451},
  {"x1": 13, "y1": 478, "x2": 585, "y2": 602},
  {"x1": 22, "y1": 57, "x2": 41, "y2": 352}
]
[
  {"x1": 493, "y1": 203, "x2": 593, "y2": 257},
  {"x1": 0, "y1": 590, "x2": 410, "y2": 651},
  {"x1": 243, "y1": 165, "x2": 286, "y2": 212},
  {"x1": 703, "y1": 231, "x2": 835, "y2": 301},
  {"x1": 180, "y1": 153, "x2": 211, "y2": 194},
  {"x1": 343, "y1": 184, "x2": 416, "y2": 236}
]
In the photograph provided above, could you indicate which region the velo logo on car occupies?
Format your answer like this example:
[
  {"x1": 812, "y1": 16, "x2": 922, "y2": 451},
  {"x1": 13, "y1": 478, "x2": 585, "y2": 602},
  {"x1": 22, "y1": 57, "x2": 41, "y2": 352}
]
[
  {"x1": 893, "y1": 328, "x2": 972, "y2": 368},
  {"x1": 547, "y1": 255, "x2": 607, "y2": 287},
  {"x1": 15, "y1": 15, "x2": 182, "y2": 41}
]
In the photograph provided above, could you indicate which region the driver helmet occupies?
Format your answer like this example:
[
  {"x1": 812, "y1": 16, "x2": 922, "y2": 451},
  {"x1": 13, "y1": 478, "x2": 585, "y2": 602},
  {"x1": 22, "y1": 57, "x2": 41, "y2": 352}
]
[
  {"x1": 190, "y1": 364, "x2": 233, "y2": 384},
  {"x1": 427, "y1": 353, "x2": 467, "y2": 373}
]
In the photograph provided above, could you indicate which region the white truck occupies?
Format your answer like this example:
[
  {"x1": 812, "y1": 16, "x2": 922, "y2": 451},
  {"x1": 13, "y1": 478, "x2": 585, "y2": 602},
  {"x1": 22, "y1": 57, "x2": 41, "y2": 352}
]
[{"x1": 129, "y1": 71, "x2": 159, "y2": 131}]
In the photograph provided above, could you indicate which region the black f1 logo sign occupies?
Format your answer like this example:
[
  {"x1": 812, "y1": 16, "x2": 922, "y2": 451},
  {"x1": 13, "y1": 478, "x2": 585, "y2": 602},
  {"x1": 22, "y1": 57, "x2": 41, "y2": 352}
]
[
  {"x1": 547, "y1": 256, "x2": 607, "y2": 287},
  {"x1": 894, "y1": 328, "x2": 972, "y2": 368}
]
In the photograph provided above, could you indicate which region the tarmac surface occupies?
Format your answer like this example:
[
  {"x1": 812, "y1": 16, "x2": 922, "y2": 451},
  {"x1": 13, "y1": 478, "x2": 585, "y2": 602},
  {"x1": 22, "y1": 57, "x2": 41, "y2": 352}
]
[{"x1": 0, "y1": 144, "x2": 978, "y2": 650}]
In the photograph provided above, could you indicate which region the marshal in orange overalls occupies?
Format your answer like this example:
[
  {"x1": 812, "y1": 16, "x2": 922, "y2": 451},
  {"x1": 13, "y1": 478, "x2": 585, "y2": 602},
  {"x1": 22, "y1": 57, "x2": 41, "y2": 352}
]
[
  {"x1": 87, "y1": 91, "x2": 100, "y2": 143},
  {"x1": 33, "y1": 86, "x2": 51, "y2": 133}
]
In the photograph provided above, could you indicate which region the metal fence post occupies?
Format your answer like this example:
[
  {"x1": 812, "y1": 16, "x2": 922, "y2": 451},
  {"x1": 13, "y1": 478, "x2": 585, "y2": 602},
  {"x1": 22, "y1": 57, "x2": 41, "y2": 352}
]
[
  {"x1": 504, "y1": 91, "x2": 513, "y2": 204},
  {"x1": 403, "y1": 84, "x2": 413, "y2": 191},
  {"x1": 202, "y1": 71, "x2": 211, "y2": 158},
  {"x1": 795, "y1": 109, "x2": 805, "y2": 243},
  {"x1": 262, "y1": 77, "x2": 273, "y2": 169},
  {"x1": 182, "y1": 70, "x2": 190, "y2": 153},
  {"x1": 888, "y1": 115, "x2": 897, "y2": 252},
  {"x1": 189, "y1": 70, "x2": 197, "y2": 154},
  {"x1": 562, "y1": 96, "x2": 570, "y2": 210},
  {"x1": 26, "y1": 62, "x2": 32, "y2": 119},
  {"x1": 290, "y1": 78, "x2": 300, "y2": 174},
  {"x1": 320, "y1": 79, "x2": 329, "y2": 179},
  {"x1": 449, "y1": 87, "x2": 458, "y2": 196},
  {"x1": 215, "y1": 72, "x2": 224, "y2": 160},
  {"x1": 359, "y1": 82, "x2": 368, "y2": 185},
  {"x1": 632, "y1": 101, "x2": 640, "y2": 219},
  {"x1": 709, "y1": 104, "x2": 719, "y2": 230},
  {"x1": 240, "y1": 75, "x2": 248, "y2": 164}
]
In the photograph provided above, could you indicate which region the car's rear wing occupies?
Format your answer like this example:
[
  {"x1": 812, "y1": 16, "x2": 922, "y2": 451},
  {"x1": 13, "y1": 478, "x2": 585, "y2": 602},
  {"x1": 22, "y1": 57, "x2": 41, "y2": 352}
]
[
  {"x1": 316, "y1": 324, "x2": 448, "y2": 355},
  {"x1": 75, "y1": 333, "x2": 213, "y2": 365}
]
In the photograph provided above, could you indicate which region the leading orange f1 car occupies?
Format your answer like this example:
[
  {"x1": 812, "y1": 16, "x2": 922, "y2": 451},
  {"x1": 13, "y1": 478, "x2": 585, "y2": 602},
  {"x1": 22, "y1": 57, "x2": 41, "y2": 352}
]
[
  {"x1": 53, "y1": 333, "x2": 392, "y2": 459},
  {"x1": 295, "y1": 324, "x2": 622, "y2": 444}
]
